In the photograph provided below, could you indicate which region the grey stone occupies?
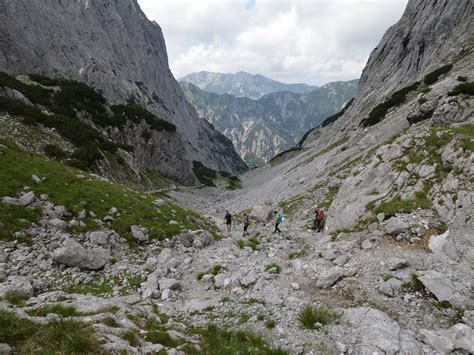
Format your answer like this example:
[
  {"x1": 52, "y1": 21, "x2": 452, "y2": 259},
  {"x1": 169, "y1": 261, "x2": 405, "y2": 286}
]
[
  {"x1": 130, "y1": 225, "x2": 148, "y2": 242},
  {"x1": 159, "y1": 278, "x2": 181, "y2": 291},
  {"x1": 19, "y1": 191, "x2": 36, "y2": 206},
  {"x1": 168, "y1": 220, "x2": 179, "y2": 225},
  {"x1": 415, "y1": 270, "x2": 458, "y2": 304},
  {"x1": 89, "y1": 231, "x2": 108, "y2": 246},
  {"x1": 316, "y1": 267, "x2": 344, "y2": 288},
  {"x1": 0, "y1": 343, "x2": 12, "y2": 353},
  {"x1": 322, "y1": 249, "x2": 341, "y2": 261},
  {"x1": 1, "y1": 196, "x2": 18, "y2": 205},
  {"x1": 387, "y1": 257, "x2": 407, "y2": 271},
  {"x1": 109, "y1": 207, "x2": 119, "y2": 215},
  {"x1": 46, "y1": 218, "x2": 68, "y2": 230},
  {"x1": 214, "y1": 274, "x2": 227, "y2": 289},
  {"x1": 419, "y1": 323, "x2": 474, "y2": 354},
  {"x1": 361, "y1": 239, "x2": 373, "y2": 249},
  {"x1": 53, "y1": 238, "x2": 109, "y2": 270},
  {"x1": 385, "y1": 217, "x2": 410, "y2": 235},
  {"x1": 0, "y1": 275, "x2": 34, "y2": 299},
  {"x1": 377, "y1": 213, "x2": 385, "y2": 223},
  {"x1": 334, "y1": 254, "x2": 350, "y2": 267},
  {"x1": 32, "y1": 175, "x2": 43, "y2": 184},
  {"x1": 379, "y1": 278, "x2": 403, "y2": 297},
  {"x1": 240, "y1": 270, "x2": 257, "y2": 287}
]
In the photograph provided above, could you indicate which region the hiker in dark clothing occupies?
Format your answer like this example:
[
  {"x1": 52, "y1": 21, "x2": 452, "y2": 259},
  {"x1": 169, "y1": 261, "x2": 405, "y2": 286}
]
[
  {"x1": 314, "y1": 207, "x2": 325, "y2": 233},
  {"x1": 242, "y1": 213, "x2": 250, "y2": 237},
  {"x1": 224, "y1": 210, "x2": 232, "y2": 236},
  {"x1": 273, "y1": 210, "x2": 282, "y2": 234}
]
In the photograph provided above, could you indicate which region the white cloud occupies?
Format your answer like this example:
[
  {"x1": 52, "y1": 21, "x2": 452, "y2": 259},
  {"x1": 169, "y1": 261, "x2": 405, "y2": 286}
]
[{"x1": 137, "y1": 0, "x2": 408, "y2": 85}]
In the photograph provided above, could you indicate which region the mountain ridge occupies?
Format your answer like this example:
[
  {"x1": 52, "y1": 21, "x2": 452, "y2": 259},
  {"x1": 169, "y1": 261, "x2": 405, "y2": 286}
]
[{"x1": 180, "y1": 70, "x2": 318, "y2": 100}]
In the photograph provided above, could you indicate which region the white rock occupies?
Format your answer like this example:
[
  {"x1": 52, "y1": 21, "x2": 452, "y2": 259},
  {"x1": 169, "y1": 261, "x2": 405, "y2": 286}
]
[
  {"x1": 316, "y1": 267, "x2": 344, "y2": 288},
  {"x1": 387, "y1": 257, "x2": 407, "y2": 271},
  {"x1": 130, "y1": 225, "x2": 148, "y2": 242},
  {"x1": 19, "y1": 191, "x2": 36, "y2": 206},
  {"x1": 290, "y1": 282, "x2": 300, "y2": 290},
  {"x1": 385, "y1": 217, "x2": 410, "y2": 235}
]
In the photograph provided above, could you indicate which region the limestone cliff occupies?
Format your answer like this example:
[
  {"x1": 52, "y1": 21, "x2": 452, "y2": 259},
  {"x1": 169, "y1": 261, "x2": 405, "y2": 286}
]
[{"x1": 0, "y1": 0, "x2": 247, "y2": 183}]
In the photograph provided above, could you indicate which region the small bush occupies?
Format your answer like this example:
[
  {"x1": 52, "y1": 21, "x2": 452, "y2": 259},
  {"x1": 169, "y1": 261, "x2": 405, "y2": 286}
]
[
  {"x1": 362, "y1": 82, "x2": 420, "y2": 127},
  {"x1": 122, "y1": 330, "x2": 140, "y2": 346},
  {"x1": 3, "y1": 292, "x2": 30, "y2": 306},
  {"x1": 192, "y1": 161, "x2": 217, "y2": 187},
  {"x1": 264, "y1": 263, "x2": 282, "y2": 274},
  {"x1": 297, "y1": 306, "x2": 334, "y2": 330},
  {"x1": 321, "y1": 98, "x2": 354, "y2": 128},
  {"x1": 236, "y1": 239, "x2": 245, "y2": 249},
  {"x1": 146, "y1": 330, "x2": 179, "y2": 347},
  {"x1": 448, "y1": 82, "x2": 474, "y2": 96},
  {"x1": 457, "y1": 76, "x2": 468, "y2": 82},
  {"x1": 111, "y1": 104, "x2": 176, "y2": 131},
  {"x1": 423, "y1": 64, "x2": 453, "y2": 85},
  {"x1": 102, "y1": 317, "x2": 120, "y2": 327},
  {"x1": 265, "y1": 319, "x2": 276, "y2": 329},
  {"x1": 43, "y1": 144, "x2": 68, "y2": 160}
]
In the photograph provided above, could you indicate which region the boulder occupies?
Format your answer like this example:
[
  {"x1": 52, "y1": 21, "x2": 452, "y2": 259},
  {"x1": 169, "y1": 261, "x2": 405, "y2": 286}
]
[
  {"x1": 419, "y1": 323, "x2": 474, "y2": 354},
  {"x1": 316, "y1": 267, "x2": 343, "y2": 288},
  {"x1": 250, "y1": 205, "x2": 273, "y2": 223},
  {"x1": 53, "y1": 238, "x2": 109, "y2": 270},
  {"x1": 415, "y1": 270, "x2": 456, "y2": 303},
  {"x1": 130, "y1": 225, "x2": 148, "y2": 242},
  {"x1": 0, "y1": 276, "x2": 34, "y2": 299},
  {"x1": 159, "y1": 278, "x2": 182, "y2": 291},
  {"x1": 0, "y1": 344, "x2": 12, "y2": 353},
  {"x1": 45, "y1": 218, "x2": 69, "y2": 230},
  {"x1": 240, "y1": 270, "x2": 258, "y2": 287},
  {"x1": 19, "y1": 191, "x2": 36, "y2": 206},
  {"x1": 89, "y1": 231, "x2": 109, "y2": 246},
  {"x1": 334, "y1": 255, "x2": 350, "y2": 267},
  {"x1": 322, "y1": 249, "x2": 341, "y2": 261},
  {"x1": 379, "y1": 278, "x2": 403, "y2": 297},
  {"x1": 387, "y1": 257, "x2": 407, "y2": 271},
  {"x1": 141, "y1": 271, "x2": 161, "y2": 299},
  {"x1": 172, "y1": 230, "x2": 213, "y2": 249},
  {"x1": 385, "y1": 217, "x2": 410, "y2": 235}
]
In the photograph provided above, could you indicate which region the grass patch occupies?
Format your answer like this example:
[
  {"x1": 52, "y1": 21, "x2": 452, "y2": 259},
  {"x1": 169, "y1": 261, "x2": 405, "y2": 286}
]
[
  {"x1": 448, "y1": 82, "x2": 474, "y2": 96},
  {"x1": 383, "y1": 274, "x2": 394, "y2": 282},
  {"x1": 423, "y1": 64, "x2": 453, "y2": 85},
  {"x1": 146, "y1": 330, "x2": 180, "y2": 347},
  {"x1": 122, "y1": 330, "x2": 140, "y2": 347},
  {"x1": 102, "y1": 317, "x2": 120, "y2": 328},
  {"x1": 0, "y1": 310, "x2": 98, "y2": 353},
  {"x1": 28, "y1": 304, "x2": 77, "y2": 317},
  {"x1": 288, "y1": 245, "x2": 310, "y2": 259},
  {"x1": 0, "y1": 140, "x2": 209, "y2": 244},
  {"x1": 190, "y1": 324, "x2": 288, "y2": 355},
  {"x1": 192, "y1": 161, "x2": 241, "y2": 189},
  {"x1": 264, "y1": 263, "x2": 282, "y2": 274},
  {"x1": 64, "y1": 280, "x2": 113, "y2": 296},
  {"x1": 297, "y1": 306, "x2": 334, "y2": 330},
  {"x1": 265, "y1": 319, "x2": 276, "y2": 329},
  {"x1": 368, "y1": 190, "x2": 432, "y2": 217},
  {"x1": 3, "y1": 291, "x2": 31, "y2": 306},
  {"x1": 361, "y1": 82, "x2": 420, "y2": 127},
  {"x1": 0, "y1": 203, "x2": 42, "y2": 241}
]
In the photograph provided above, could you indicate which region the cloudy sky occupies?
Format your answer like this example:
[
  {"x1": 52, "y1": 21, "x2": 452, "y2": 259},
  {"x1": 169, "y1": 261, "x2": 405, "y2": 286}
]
[{"x1": 137, "y1": 0, "x2": 408, "y2": 86}]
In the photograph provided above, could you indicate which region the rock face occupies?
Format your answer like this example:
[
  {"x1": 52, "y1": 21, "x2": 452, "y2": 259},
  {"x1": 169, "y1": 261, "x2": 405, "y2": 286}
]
[
  {"x1": 0, "y1": 0, "x2": 247, "y2": 182},
  {"x1": 181, "y1": 80, "x2": 358, "y2": 166},
  {"x1": 53, "y1": 238, "x2": 109, "y2": 271},
  {"x1": 180, "y1": 71, "x2": 317, "y2": 100}
]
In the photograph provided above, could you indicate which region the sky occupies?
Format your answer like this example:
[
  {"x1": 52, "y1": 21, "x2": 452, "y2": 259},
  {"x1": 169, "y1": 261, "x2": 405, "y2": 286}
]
[{"x1": 137, "y1": 0, "x2": 409, "y2": 86}]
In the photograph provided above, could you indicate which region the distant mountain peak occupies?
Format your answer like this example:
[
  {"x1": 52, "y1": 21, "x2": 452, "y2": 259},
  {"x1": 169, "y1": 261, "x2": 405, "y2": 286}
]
[{"x1": 179, "y1": 71, "x2": 318, "y2": 100}]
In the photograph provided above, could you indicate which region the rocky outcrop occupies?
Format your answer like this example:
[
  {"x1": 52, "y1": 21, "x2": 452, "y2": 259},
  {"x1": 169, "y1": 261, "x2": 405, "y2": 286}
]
[{"x1": 0, "y1": 0, "x2": 247, "y2": 182}]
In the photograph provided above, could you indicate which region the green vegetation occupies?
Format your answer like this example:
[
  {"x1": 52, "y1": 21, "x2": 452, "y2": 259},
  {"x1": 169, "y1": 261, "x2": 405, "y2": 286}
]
[
  {"x1": 448, "y1": 82, "x2": 474, "y2": 96},
  {"x1": 321, "y1": 98, "x2": 354, "y2": 128},
  {"x1": 383, "y1": 274, "x2": 394, "y2": 282},
  {"x1": 423, "y1": 64, "x2": 453, "y2": 85},
  {"x1": 3, "y1": 291, "x2": 31, "y2": 306},
  {"x1": 192, "y1": 161, "x2": 242, "y2": 189},
  {"x1": 146, "y1": 330, "x2": 180, "y2": 347},
  {"x1": 0, "y1": 203, "x2": 41, "y2": 241},
  {"x1": 288, "y1": 245, "x2": 310, "y2": 259},
  {"x1": 197, "y1": 264, "x2": 227, "y2": 280},
  {"x1": 402, "y1": 274, "x2": 428, "y2": 294},
  {"x1": 297, "y1": 306, "x2": 334, "y2": 330},
  {"x1": 457, "y1": 76, "x2": 468, "y2": 82},
  {"x1": 190, "y1": 324, "x2": 288, "y2": 355},
  {"x1": 43, "y1": 144, "x2": 68, "y2": 160},
  {"x1": 28, "y1": 305, "x2": 77, "y2": 317},
  {"x1": 64, "y1": 280, "x2": 113, "y2": 296},
  {"x1": 110, "y1": 104, "x2": 176, "y2": 131},
  {"x1": 361, "y1": 82, "x2": 420, "y2": 127},
  {"x1": 102, "y1": 317, "x2": 120, "y2": 328},
  {"x1": 0, "y1": 140, "x2": 208, "y2": 244},
  {"x1": 122, "y1": 330, "x2": 140, "y2": 346},
  {"x1": 367, "y1": 190, "x2": 432, "y2": 217},
  {"x1": 264, "y1": 263, "x2": 282, "y2": 274},
  {"x1": 265, "y1": 319, "x2": 276, "y2": 329},
  {"x1": 0, "y1": 310, "x2": 98, "y2": 353}
]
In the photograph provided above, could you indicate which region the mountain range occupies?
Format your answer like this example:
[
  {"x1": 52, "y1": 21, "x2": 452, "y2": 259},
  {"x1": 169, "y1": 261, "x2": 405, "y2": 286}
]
[
  {"x1": 180, "y1": 71, "x2": 317, "y2": 100},
  {"x1": 181, "y1": 78, "x2": 358, "y2": 166}
]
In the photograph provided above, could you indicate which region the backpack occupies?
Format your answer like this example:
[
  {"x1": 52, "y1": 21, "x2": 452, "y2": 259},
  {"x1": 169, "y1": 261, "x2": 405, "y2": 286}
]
[
  {"x1": 277, "y1": 213, "x2": 283, "y2": 223},
  {"x1": 317, "y1": 209, "x2": 325, "y2": 221}
]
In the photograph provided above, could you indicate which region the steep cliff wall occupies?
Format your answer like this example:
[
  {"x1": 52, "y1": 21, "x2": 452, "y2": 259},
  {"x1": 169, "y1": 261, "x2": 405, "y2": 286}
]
[{"x1": 0, "y1": 0, "x2": 247, "y2": 183}]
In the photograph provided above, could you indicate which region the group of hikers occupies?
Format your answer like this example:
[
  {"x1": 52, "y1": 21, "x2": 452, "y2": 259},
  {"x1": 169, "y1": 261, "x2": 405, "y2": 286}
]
[{"x1": 223, "y1": 206, "x2": 325, "y2": 237}]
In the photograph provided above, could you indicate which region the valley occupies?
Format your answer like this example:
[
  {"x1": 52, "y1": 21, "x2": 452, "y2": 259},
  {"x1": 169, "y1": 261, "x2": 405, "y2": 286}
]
[{"x1": 0, "y1": 0, "x2": 473, "y2": 354}]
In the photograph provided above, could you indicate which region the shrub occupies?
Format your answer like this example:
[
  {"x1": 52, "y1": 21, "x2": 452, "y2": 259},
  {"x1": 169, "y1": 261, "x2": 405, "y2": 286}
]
[
  {"x1": 423, "y1": 64, "x2": 453, "y2": 85},
  {"x1": 321, "y1": 98, "x2": 354, "y2": 128},
  {"x1": 122, "y1": 330, "x2": 140, "y2": 346},
  {"x1": 3, "y1": 291, "x2": 30, "y2": 306},
  {"x1": 28, "y1": 74, "x2": 64, "y2": 87},
  {"x1": 0, "y1": 71, "x2": 53, "y2": 106},
  {"x1": 192, "y1": 161, "x2": 217, "y2": 187},
  {"x1": 297, "y1": 306, "x2": 334, "y2": 330},
  {"x1": 448, "y1": 82, "x2": 474, "y2": 96},
  {"x1": 264, "y1": 263, "x2": 282, "y2": 274},
  {"x1": 146, "y1": 330, "x2": 179, "y2": 347},
  {"x1": 111, "y1": 104, "x2": 176, "y2": 131},
  {"x1": 43, "y1": 144, "x2": 68, "y2": 160},
  {"x1": 361, "y1": 82, "x2": 420, "y2": 127},
  {"x1": 457, "y1": 76, "x2": 468, "y2": 82}
]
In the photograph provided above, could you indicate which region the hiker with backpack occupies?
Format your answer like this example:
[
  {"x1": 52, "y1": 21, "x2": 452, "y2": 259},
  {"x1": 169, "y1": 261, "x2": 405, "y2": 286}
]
[
  {"x1": 242, "y1": 213, "x2": 250, "y2": 237},
  {"x1": 273, "y1": 210, "x2": 283, "y2": 234},
  {"x1": 224, "y1": 210, "x2": 232, "y2": 236},
  {"x1": 314, "y1": 207, "x2": 325, "y2": 232}
]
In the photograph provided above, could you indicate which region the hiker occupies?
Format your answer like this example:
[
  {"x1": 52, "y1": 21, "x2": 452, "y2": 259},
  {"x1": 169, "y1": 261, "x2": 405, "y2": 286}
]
[
  {"x1": 314, "y1": 207, "x2": 325, "y2": 232},
  {"x1": 224, "y1": 210, "x2": 232, "y2": 236},
  {"x1": 273, "y1": 210, "x2": 283, "y2": 234},
  {"x1": 242, "y1": 213, "x2": 250, "y2": 237}
]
